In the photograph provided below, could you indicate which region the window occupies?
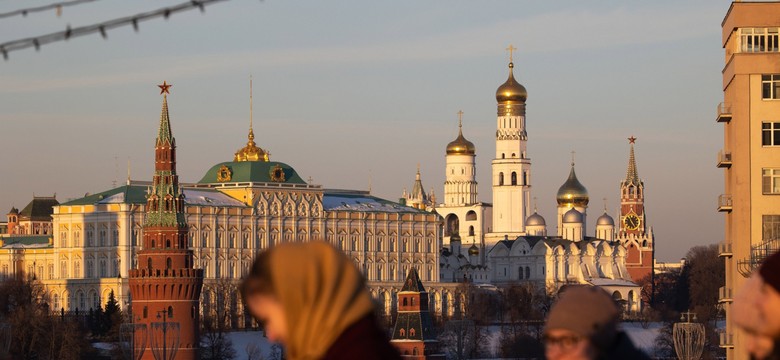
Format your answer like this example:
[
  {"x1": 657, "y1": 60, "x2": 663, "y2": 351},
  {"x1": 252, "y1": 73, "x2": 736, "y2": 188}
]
[
  {"x1": 525, "y1": 266, "x2": 531, "y2": 279},
  {"x1": 166, "y1": 257, "x2": 172, "y2": 270},
  {"x1": 764, "y1": 215, "x2": 780, "y2": 242},
  {"x1": 168, "y1": 306, "x2": 174, "y2": 318},
  {"x1": 763, "y1": 75, "x2": 780, "y2": 99},
  {"x1": 764, "y1": 169, "x2": 780, "y2": 194},
  {"x1": 763, "y1": 122, "x2": 780, "y2": 146},
  {"x1": 511, "y1": 172, "x2": 517, "y2": 185},
  {"x1": 519, "y1": 267, "x2": 524, "y2": 280},
  {"x1": 468, "y1": 226, "x2": 474, "y2": 236},
  {"x1": 741, "y1": 28, "x2": 780, "y2": 53},
  {"x1": 143, "y1": 306, "x2": 148, "y2": 319},
  {"x1": 499, "y1": 173, "x2": 504, "y2": 186}
]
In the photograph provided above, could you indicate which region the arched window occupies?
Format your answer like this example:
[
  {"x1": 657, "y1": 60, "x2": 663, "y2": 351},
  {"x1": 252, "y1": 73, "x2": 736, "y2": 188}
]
[
  {"x1": 519, "y1": 267, "x2": 524, "y2": 280},
  {"x1": 143, "y1": 306, "x2": 148, "y2": 318},
  {"x1": 410, "y1": 328, "x2": 417, "y2": 337},
  {"x1": 400, "y1": 329, "x2": 406, "y2": 337},
  {"x1": 525, "y1": 266, "x2": 531, "y2": 279},
  {"x1": 511, "y1": 153, "x2": 516, "y2": 158},
  {"x1": 499, "y1": 173, "x2": 504, "y2": 186},
  {"x1": 511, "y1": 172, "x2": 517, "y2": 185},
  {"x1": 403, "y1": 298, "x2": 408, "y2": 306},
  {"x1": 166, "y1": 257, "x2": 172, "y2": 270},
  {"x1": 502, "y1": 153, "x2": 505, "y2": 159},
  {"x1": 468, "y1": 226, "x2": 474, "y2": 236},
  {"x1": 166, "y1": 240, "x2": 171, "y2": 248},
  {"x1": 151, "y1": 240, "x2": 156, "y2": 248},
  {"x1": 147, "y1": 258, "x2": 153, "y2": 272},
  {"x1": 465, "y1": 211, "x2": 477, "y2": 221},
  {"x1": 168, "y1": 306, "x2": 173, "y2": 318}
]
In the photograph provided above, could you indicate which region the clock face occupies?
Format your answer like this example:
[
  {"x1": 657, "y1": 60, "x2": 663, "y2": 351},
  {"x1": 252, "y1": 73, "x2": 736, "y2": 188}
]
[{"x1": 624, "y1": 214, "x2": 640, "y2": 231}]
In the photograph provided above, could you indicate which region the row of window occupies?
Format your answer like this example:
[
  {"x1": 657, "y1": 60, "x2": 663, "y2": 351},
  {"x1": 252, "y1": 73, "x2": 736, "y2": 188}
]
[
  {"x1": 498, "y1": 171, "x2": 529, "y2": 186},
  {"x1": 763, "y1": 122, "x2": 780, "y2": 146},
  {"x1": 59, "y1": 230, "x2": 119, "y2": 248},
  {"x1": 740, "y1": 28, "x2": 780, "y2": 53}
]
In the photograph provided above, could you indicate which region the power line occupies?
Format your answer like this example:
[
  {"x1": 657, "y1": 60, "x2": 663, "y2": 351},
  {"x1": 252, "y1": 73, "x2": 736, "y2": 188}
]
[
  {"x1": 0, "y1": 0, "x2": 229, "y2": 60},
  {"x1": 0, "y1": 0, "x2": 99, "y2": 20}
]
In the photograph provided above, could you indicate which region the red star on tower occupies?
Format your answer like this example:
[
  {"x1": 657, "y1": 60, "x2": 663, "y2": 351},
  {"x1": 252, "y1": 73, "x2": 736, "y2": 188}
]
[
  {"x1": 628, "y1": 135, "x2": 637, "y2": 144},
  {"x1": 158, "y1": 81, "x2": 172, "y2": 95}
]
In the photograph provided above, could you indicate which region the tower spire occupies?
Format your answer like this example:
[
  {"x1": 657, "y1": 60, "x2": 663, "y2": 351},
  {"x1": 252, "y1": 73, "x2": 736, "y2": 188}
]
[
  {"x1": 625, "y1": 136, "x2": 640, "y2": 185},
  {"x1": 156, "y1": 81, "x2": 173, "y2": 146},
  {"x1": 249, "y1": 74, "x2": 254, "y2": 139}
]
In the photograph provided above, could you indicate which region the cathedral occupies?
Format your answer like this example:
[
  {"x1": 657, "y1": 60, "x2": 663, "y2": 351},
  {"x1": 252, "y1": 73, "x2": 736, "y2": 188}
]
[{"x1": 430, "y1": 50, "x2": 654, "y2": 313}]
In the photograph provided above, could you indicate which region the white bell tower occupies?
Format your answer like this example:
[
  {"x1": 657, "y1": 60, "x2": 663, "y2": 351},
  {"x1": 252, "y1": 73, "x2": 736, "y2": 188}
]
[{"x1": 488, "y1": 45, "x2": 532, "y2": 244}]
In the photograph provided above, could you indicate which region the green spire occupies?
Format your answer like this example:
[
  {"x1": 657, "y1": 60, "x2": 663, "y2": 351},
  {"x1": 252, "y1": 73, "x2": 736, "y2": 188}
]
[
  {"x1": 624, "y1": 137, "x2": 641, "y2": 186},
  {"x1": 157, "y1": 94, "x2": 174, "y2": 146}
]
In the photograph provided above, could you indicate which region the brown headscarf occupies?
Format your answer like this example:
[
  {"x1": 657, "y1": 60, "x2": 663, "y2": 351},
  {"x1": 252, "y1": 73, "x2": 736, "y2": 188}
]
[{"x1": 267, "y1": 241, "x2": 375, "y2": 360}]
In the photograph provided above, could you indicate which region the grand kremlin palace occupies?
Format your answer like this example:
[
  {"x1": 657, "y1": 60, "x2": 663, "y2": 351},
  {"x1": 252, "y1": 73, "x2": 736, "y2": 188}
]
[{"x1": 0, "y1": 93, "x2": 444, "y2": 325}]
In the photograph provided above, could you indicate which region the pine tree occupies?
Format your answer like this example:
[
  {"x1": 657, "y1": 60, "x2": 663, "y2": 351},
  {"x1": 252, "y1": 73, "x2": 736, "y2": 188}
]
[{"x1": 103, "y1": 290, "x2": 123, "y2": 341}]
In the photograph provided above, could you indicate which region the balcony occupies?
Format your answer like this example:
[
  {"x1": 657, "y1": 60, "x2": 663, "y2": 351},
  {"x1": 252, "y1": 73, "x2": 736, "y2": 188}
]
[
  {"x1": 719, "y1": 242, "x2": 732, "y2": 257},
  {"x1": 718, "y1": 194, "x2": 733, "y2": 212},
  {"x1": 737, "y1": 239, "x2": 780, "y2": 277},
  {"x1": 719, "y1": 332, "x2": 734, "y2": 349},
  {"x1": 717, "y1": 102, "x2": 732, "y2": 123},
  {"x1": 719, "y1": 286, "x2": 733, "y2": 303},
  {"x1": 717, "y1": 151, "x2": 732, "y2": 168}
]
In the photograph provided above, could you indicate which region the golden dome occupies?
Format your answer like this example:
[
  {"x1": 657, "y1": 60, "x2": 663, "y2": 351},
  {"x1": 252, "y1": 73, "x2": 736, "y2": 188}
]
[
  {"x1": 468, "y1": 244, "x2": 479, "y2": 256},
  {"x1": 496, "y1": 62, "x2": 527, "y2": 103},
  {"x1": 446, "y1": 118, "x2": 476, "y2": 155},
  {"x1": 557, "y1": 164, "x2": 589, "y2": 207},
  {"x1": 234, "y1": 128, "x2": 269, "y2": 162}
]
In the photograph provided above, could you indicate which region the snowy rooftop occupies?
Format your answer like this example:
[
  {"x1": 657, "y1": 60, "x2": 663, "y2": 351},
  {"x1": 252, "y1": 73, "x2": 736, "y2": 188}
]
[
  {"x1": 587, "y1": 277, "x2": 639, "y2": 287},
  {"x1": 323, "y1": 191, "x2": 423, "y2": 213},
  {"x1": 93, "y1": 187, "x2": 246, "y2": 207}
]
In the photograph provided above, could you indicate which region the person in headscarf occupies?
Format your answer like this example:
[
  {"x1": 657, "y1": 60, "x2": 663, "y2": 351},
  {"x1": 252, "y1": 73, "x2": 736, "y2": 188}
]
[
  {"x1": 734, "y1": 251, "x2": 780, "y2": 360},
  {"x1": 543, "y1": 285, "x2": 650, "y2": 360},
  {"x1": 240, "y1": 241, "x2": 401, "y2": 360}
]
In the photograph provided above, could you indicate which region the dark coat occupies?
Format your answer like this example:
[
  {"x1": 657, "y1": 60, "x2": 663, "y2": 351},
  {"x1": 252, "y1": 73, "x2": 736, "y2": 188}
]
[
  {"x1": 600, "y1": 331, "x2": 651, "y2": 360},
  {"x1": 321, "y1": 315, "x2": 402, "y2": 360}
]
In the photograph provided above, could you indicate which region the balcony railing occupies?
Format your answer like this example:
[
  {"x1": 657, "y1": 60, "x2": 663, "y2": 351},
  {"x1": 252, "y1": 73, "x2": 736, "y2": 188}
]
[
  {"x1": 717, "y1": 151, "x2": 732, "y2": 168},
  {"x1": 719, "y1": 242, "x2": 732, "y2": 257},
  {"x1": 718, "y1": 194, "x2": 733, "y2": 212},
  {"x1": 719, "y1": 332, "x2": 734, "y2": 348},
  {"x1": 717, "y1": 102, "x2": 732, "y2": 123},
  {"x1": 719, "y1": 286, "x2": 733, "y2": 303},
  {"x1": 737, "y1": 239, "x2": 780, "y2": 277}
]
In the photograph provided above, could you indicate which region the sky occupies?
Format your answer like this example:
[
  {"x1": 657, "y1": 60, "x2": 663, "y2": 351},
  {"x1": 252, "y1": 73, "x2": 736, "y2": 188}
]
[{"x1": 0, "y1": 0, "x2": 732, "y2": 261}]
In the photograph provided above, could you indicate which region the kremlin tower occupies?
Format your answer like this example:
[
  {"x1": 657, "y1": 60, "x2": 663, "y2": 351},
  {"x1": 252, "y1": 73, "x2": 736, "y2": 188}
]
[
  {"x1": 616, "y1": 137, "x2": 654, "y2": 291},
  {"x1": 391, "y1": 268, "x2": 444, "y2": 359},
  {"x1": 128, "y1": 82, "x2": 204, "y2": 360}
]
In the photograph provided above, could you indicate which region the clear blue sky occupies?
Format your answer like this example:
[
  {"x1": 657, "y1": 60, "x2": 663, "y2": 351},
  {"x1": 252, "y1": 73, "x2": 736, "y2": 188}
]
[{"x1": 0, "y1": 0, "x2": 731, "y2": 261}]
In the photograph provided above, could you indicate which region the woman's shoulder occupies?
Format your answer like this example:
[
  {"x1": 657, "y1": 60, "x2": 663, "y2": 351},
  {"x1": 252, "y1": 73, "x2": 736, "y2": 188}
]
[{"x1": 321, "y1": 315, "x2": 402, "y2": 360}]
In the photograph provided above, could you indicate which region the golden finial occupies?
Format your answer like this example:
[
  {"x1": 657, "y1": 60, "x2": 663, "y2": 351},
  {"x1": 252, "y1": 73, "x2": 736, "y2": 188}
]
[
  {"x1": 603, "y1": 197, "x2": 608, "y2": 212},
  {"x1": 506, "y1": 44, "x2": 517, "y2": 64},
  {"x1": 571, "y1": 150, "x2": 576, "y2": 167},
  {"x1": 234, "y1": 76, "x2": 269, "y2": 162},
  {"x1": 158, "y1": 81, "x2": 171, "y2": 95},
  {"x1": 457, "y1": 110, "x2": 464, "y2": 129}
]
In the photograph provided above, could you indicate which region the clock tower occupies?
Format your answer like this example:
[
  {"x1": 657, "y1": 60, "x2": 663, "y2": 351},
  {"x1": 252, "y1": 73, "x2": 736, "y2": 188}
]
[
  {"x1": 616, "y1": 136, "x2": 654, "y2": 299},
  {"x1": 619, "y1": 136, "x2": 646, "y2": 236}
]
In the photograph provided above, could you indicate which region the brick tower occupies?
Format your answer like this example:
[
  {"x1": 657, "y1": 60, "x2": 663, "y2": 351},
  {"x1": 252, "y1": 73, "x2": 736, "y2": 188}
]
[
  {"x1": 391, "y1": 268, "x2": 444, "y2": 360},
  {"x1": 129, "y1": 82, "x2": 204, "y2": 360},
  {"x1": 616, "y1": 137, "x2": 654, "y2": 296}
]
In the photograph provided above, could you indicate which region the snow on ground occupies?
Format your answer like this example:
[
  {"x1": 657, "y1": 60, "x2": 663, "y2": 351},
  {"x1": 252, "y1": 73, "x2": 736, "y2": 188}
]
[
  {"x1": 621, "y1": 322, "x2": 663, "y2": 352},
  {"x1": 227, "y1": 330, "x2": 279, "y2": 360}
]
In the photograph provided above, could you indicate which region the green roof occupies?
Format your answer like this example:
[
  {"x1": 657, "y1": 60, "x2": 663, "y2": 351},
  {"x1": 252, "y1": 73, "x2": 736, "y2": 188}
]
[
  {"x1": 19, "y1": 197, "x2": 59, "y2": 221},
  {"x1": 61, "y1": 185, "x2": 147, "y2": 206},
  {"x1": 1, "y1": 235, "x2": 52, "y2": 248},
  {"x1": 198, "y1": 161, "x2": 306, "y2": 185}
]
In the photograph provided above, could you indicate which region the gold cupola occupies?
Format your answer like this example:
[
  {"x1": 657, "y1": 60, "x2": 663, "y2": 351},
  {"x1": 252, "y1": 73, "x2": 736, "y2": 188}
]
[
  {"x1": 234, "y1": 127, "x2": 269, "y2": 162},
  {"x1": 446, "y1": 110, "x2": 476, "y2": 156},
  {"x1": 495, "y1": 62, "x2": 528, "y2": 104},
  {"x1": 495, "y1": 45, "x2": 527, "y2": 116},
  {"x1": 557, "y1": 162, "x2": 589, "y2": 207},
  {"x1": 234, "y1": 76, "x2": 270, "y2": 162}
]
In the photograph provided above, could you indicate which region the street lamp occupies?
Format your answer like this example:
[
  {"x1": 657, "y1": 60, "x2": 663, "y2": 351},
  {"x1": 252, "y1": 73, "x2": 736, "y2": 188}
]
[
  {"x1": 119, "y1": 318, "x2": 147, "y2": 360},
  {"x1": 150, "y1": 310, "x2": 180, "y2": 360},
  {"x1": 673, "y1": 311, "x2": 705, "y2": 360}
]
